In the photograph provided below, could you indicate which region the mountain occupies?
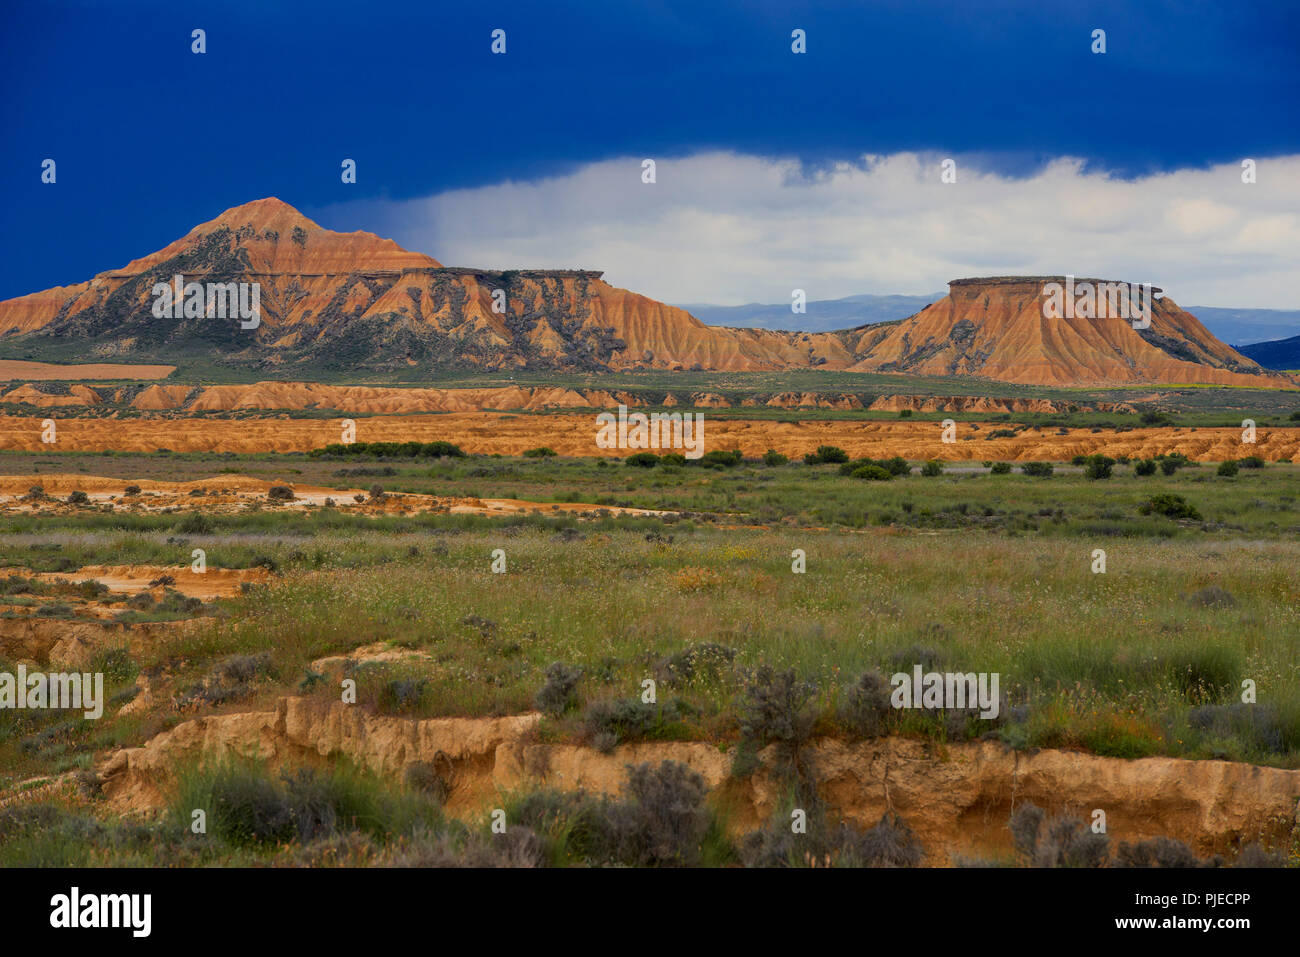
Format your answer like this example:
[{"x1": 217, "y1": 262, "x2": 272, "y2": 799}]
[
  {"x1": 0, "y1": 200, "x2": 1288, "y2": 388},
  {"x1": 678, "y1": 293, "x2": 944, "y2": 333},
  {"x1": 0, "y1": 198, "x2": 849, "y2": 374},
  {"x1": 687, "y1": 293, "x2": 1300, "y2": 348},
  {"x1": 1237, "y1": 334, "x2": 1300, "y2": 370},
  {"x1": 1190, "y1": 307, "x2": 1300, "y2": 347},
  {"x1": 841, "y1": 277, "x2": 1287, "y2": 388}
]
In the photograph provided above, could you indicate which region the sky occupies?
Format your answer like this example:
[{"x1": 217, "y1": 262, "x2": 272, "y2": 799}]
[{"x1": 3, "y1": 0, "x2": 1298, "y2": 308}]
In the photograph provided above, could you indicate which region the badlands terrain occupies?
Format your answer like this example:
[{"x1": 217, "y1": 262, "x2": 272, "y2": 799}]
[{"x1": 1, "y1": 199, "x2": 1298, "y2": 868}]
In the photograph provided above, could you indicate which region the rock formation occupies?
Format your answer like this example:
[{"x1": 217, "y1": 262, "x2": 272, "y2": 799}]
[{"x1": 0, "y1": 202, "x2": 1288, "y2": 387}]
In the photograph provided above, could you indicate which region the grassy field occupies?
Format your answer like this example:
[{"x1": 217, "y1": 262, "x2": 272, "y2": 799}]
[{"x1": 2, "y1": 448, "x2": 1297, "y2": 866}]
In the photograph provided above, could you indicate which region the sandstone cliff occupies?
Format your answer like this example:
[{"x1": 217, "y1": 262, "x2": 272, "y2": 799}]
[{"x1": 0, "y1": 202, "x2": 1287, "y2": 387}]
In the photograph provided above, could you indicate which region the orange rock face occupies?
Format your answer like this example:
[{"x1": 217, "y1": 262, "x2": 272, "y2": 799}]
[
  {"x1": 847, "y1": 277, "x2": 1286, "y2": 388},
  {"x1": 0, "y1": 201, "x2": 1289, "y2": 388}
]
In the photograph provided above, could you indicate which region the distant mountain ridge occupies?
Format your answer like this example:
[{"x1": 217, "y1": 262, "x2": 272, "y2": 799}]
[
  {"x1": 1237, "y1": 334, "x2": 1300, "y2": 371},
  {"x1": 0, "y1": 199, "x2": 1289, "y2": 388}
]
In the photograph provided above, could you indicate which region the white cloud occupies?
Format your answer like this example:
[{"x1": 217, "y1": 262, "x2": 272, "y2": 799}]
[{"x1": 314, "y1": 152, "x2": 1300, "y2": 309}]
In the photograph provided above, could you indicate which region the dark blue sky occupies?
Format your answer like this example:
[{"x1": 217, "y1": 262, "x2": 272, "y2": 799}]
[{"x1": 2, "y1": 0, "x2": 1297, "y2": 301}]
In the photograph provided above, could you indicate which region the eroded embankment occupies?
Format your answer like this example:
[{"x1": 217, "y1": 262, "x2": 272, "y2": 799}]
[
  {"x1": 94, "y1": 697, "x2": 1300, "y2": 864},
  {"x1": 0, "y1": 616, "x2": 183, "y2": 669},
  {"x1": 2, "y1": 414, "x2": 1297, "y2": 461}
]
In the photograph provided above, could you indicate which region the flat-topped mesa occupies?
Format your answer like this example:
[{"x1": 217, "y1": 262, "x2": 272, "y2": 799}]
[
  {"x1": 948, "y1": 276, "x2": 1163, "y2": 296},
  {"x1": 845, "y1": 275, "x2": 1287, "y2": 388},
  {"x1": 0, "y1": 198, "x2": 1290, "y2": 385},
  {"x1": 436, "y1": 267, "x2": 606, "y2": 280}
]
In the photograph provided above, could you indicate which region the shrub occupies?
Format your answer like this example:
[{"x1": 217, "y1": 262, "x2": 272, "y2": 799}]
[
  {"x1": 807, "y1": 445, "x2": 849, "y2": 465},
  {"x1": 1140, "y1": 493, "x2": 1201, "y2": 520},
  {"x1": 1238, "y1": 455, "x2": 1265, "y2": 469},
  {"x1": 840, "y1": 670, "x2": 893, "y2": 737},
  {"x1": 654, "y1": 643, "x2": 736, "y2": 688},
  {"x1": 920, "y1": 460, "x2": 943, "y2": 477},
  {"x1": 379, "y1": 678, "x2": 429, "y2": 714},
  {"x1": 267, "y1": 485, "x2": 295, "y2": 501},
  {"x1": 698, "y1": 449, "x2": 743, "y2": 469},
  {"x1": 606, "y1": 761, "x2": 712, "y2": 867},
  {"x1": 740, "y1": 809, "x2": 923, "y2": 868},
  {"x1": 898, "y1": 409, "x2": 913, "y2": 418},
  {"x1": 989, "y1": 462, "x2": 1012, "y2": 474},
  {"x1": 1114, "y1": 837, "x2": 1211, "y2": 868},
  {"x1": 762, "y1": 449, "x2": 789, "y2": 466},
  {"x1": 523, "y1": 447, "x2": 556, "y2": 458},
  {"x1": 659, "y1": 452, "x2": 687, "y2": 466},
  {"x1": 67, "y1": 490, "x2": 90, "y2": 505},
  {"x1": 535, "y1": 662, "x2": 583, "y2": 716},
  {"x1": 174, "y1": 762, "x2": 441, "y2": 848},
  {"x1": 175, "y1": 512, "x2": 213, "y2": 535},
  {"x1": 1217, "y1": 460, "x2": 1239, "y2": 476},
  {"x1": 124, "y1": 485, "x2": 142, "y2": 496},
  {"x1": 740, "y1": 667, "x2": 816, "y2": 748},
  {"x1": 583, "y1": 698, "x2": 692, "y2": 752},
  {"x1": 1133, "y1": 458, "x2": 1157, "y2": 476},
  {"x1": 1160, "y1": 458, "x2": 1179, "y2": 475},
  {"x1": 625, "y1": 452, "x2": 659, "y2": 468},
  {"x1": 1083, "y1": 454, "x2": 1115, "y2": 480},
  {"x1": 1009, "y1": 803, "x2": 1109, "y2": 868},
  {"x1": 850, "y1": 464, "x2": 892, "y2": 481},
  {"x1": 1020, "y1": 461, "x2": 1054, "y2": 477}
]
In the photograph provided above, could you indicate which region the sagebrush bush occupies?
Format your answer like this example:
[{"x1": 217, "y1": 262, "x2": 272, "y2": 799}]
[
  {"x1": 1009, "y1": 803, "x2": 1108, "y2": 868},
  {"x1": 582, "y1": 697, "x2": 693, "y2": 752},
  {"x1": 535, "y1": 662, "x2": 583, "y2": 715},
  {"x1": 740, "y1": 667, "x2": 817, "y2": 748},
  {"x1": 840, "y1": 670, "x2": 893, "y2": 737}
]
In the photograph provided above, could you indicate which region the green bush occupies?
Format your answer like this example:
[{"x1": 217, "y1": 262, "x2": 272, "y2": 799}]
[
  {"x1": 625, "y1": 452, "x2": 659, "y2": 468},
  {"x1": 920, "y1": 460, "x2": 943, "y2": 477},
  {"x1": 807, "y1": 445, "x2": 849, "y2": 465},
  {"x1": 762, "y1": 449, "x2": 789, "y2": 466},
  {"x1": 850, "y1": 464, "x2": 892, "y2": 481},
  {"x1": 523, "y1": 447, "x2": 557, "y2": 458},
  {"x1": 989, "y1": 462, "x2": 1012, "y2": 474},
  {"x1": 1083, "y1": 455, "x2": 1115, "y2": 480},
  {"x1": 1020, "y1": 461, "x2": 1054, "y2": 477},
  {"x1": 1217, "y1": 460, "x2": 1239, "y2": 476},
  {"x1": 1140, "y1": 493, "x2": 1201, "y2": 520},
  {"x1": 698, "y1": 449, "x2": 743, "y2": 469},
  {"x1": 1133, "y1": 459, "x2": 1157, "y2": 476}
]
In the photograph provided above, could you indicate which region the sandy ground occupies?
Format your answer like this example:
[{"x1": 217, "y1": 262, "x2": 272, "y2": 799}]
[
  {"x1": 0, "y1": 360, "x2": 175, "y2": 380},
  {"x1": 0, "y1": 473, "x2": 670, "y2": 519},
  {"x1": 1, "y1": 413, "x2": 1297, "y2": 461},
  {"x1": 37, "y1": 565, "x2": 270, "y2": 599}
]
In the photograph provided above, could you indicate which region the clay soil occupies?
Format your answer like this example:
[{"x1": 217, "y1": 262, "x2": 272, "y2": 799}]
[{"x1": 2, "y1": 413, "x2": 1298, "y2": 461}]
